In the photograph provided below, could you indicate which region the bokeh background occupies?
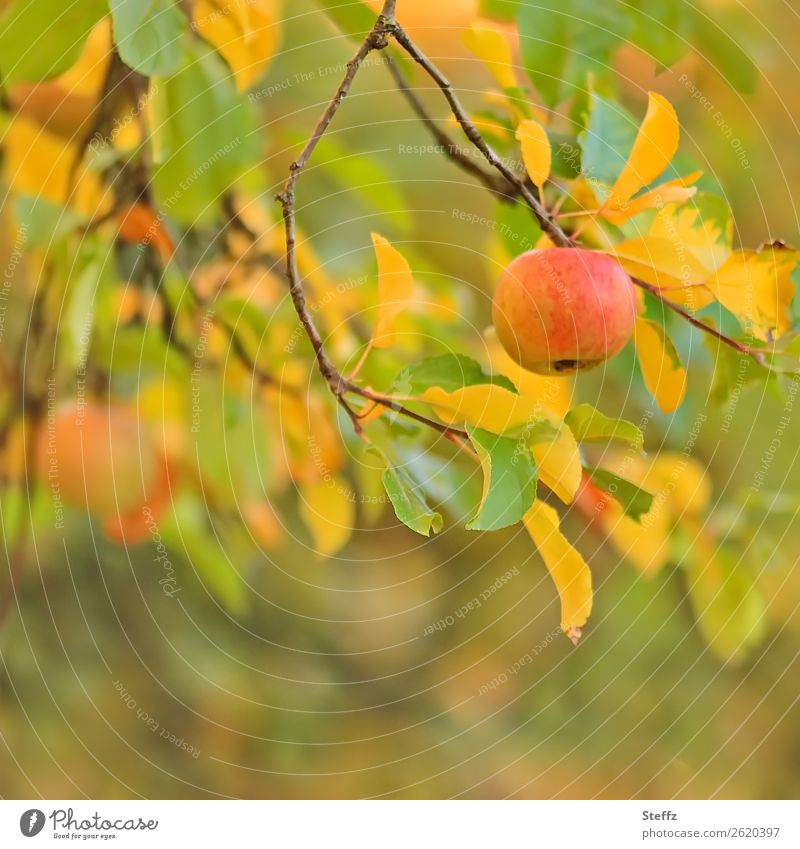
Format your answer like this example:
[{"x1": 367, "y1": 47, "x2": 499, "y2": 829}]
[{"x1": 2, "y1": 0, "x2": 800, "y2": 799}]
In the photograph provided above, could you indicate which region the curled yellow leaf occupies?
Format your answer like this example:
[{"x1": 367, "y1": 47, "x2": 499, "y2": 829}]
[
  {"x1": 608, "y1": 92, "x2": 679, "y2": 210},
  {"x1": 516, "y1": 119, "x2": 551, "y2": 187},
  {"x1": 371, "y1": 232, "x2": 414, "y2": 350},
  {"x1": 524, "y1": 500, "x2": 592, "y2": 643}
]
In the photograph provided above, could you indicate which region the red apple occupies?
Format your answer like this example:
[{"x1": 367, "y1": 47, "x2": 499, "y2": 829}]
[
  {"x1": 36, "y1": 402, "x2": 157, "y2": 516},
  {"x1": 492, "y1": 248, "x2": 637, "y2": 374}
]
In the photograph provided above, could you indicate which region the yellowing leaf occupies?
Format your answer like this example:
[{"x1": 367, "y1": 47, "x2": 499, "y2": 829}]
[
  {"x1": 421, "y1": 383, "x2": 581, "y2": 503},
  {"x1": 634, "y1": 318, "x2": 687, "y2": 413},
  {"x1": 55, "y1": 19, "x2": 112, "y2": 97},
  {"x1": 588, "y1": 450, "x2": 711, "y2": 576},
  {"x1": 649, "y1": 199, "x2": 732, "y2": 274},
  {"x1": 523, "y1": 500, "x2": 592, "y2": 643},
  {"x1": 194, "y1": 0, "x2": 282, "y2": 92},
  {"x1": 648, "y1": 454, "x2": 712, "y2": 516},
  {"x1": 299, "y1": 475, "x2": 355, "y2": 557},
  {"x1": 685, "y1": 533, "x2": 767, "y2": 664},
  {"x1": 462, "y1": 24, "x2": 517, "y2": 91},
  {"x1": 602, "y1": 171, "x2": 701, "y2": 226},
  {"x1": 707, "y1": 247, "x2": 799, "y2": 341},
  {"x1": 516, "y1": 119, "x2": 551, "y2": 187},
  {"x1": 603, "y1": 500, "x2": 672, "y2": 575},
  {"x1": 276, "y1": 391, "x2": 343, "y2": 484},
  {"x1": 371, "y1": 232, "x2": 414, "y2": 350},
  {"x1": 3, "y1": 115, "x2": 109, "y2": 216},
  {"x1": 607, "y1": 92, "x2": 680, "y2": 209}
]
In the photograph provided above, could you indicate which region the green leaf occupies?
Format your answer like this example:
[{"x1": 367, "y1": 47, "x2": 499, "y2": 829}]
[
  {"x1": 517, "y1": 1, "x2": 569, "y2": 108},
  {"x1": 63, "y1": 261, "x2": 100, "y2": 370},
  {"x1": 150, "y1": 40, "x2": 256, "y2": 225},
  {"x1": 110, "y1": 0, "x2": 187, "y2": 77},
  {"x1": 0, "y1": 0, "x2": 107, "y2": 85},
  {"x1": 517, "y1": 1, "x2": 629, "y2": 107},
  {"x1": 314, "y1": 0, "x2": 376, "y2": 40},
  {"x1": 565, "y1": 404, "x2": 644, "y2": 452},
  {"x1": 161, "y1": 494, "x2": 249, "y2": 613},
  {"x1": 685, "y1": 9, "x2": 757, "y2": 94},
  {"x1": 549, "y1": 132, "x2": 583, "y2": 179},
  {"x1": 628, "y1": 0, "x2": 685, "y2": 67},
  {"x1": 703, "y1": 323, "x2": 762, "y2": 406},
  {"x1": 465, "y1": 426, "x2": 537, "y2": 531},
  {"x1": 684, "y1": 548, "x2": 766, "y2": 665},
  {"x1": 578, "y1": 93, "x2": 637, "y2": 190},
  {"x1": 481, "y1": 0, "x2": 518, "y2": 21},
  {"x1": 381, "y1": 464, "x2": 443, "y2": 537},
  {"x1": 397, "y1": 353, "x2": 517, "y2": 395},
  {"x1": 584, "y1": 466, "x2": 654, "y2": 522},
  {"x1": 395, "y1": 444, "x2": 481, "y2": 524},
  {"x1": 215, "y1": 295, "x2": 272, "y2": 371},
  {"x1": 493, "y1": 200, "x2": 543, "y2": 256}
]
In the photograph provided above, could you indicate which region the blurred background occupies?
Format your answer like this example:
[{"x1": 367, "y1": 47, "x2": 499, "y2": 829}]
[{"x1": 2, "y1": 0, "x2": 800, "y2": 799}]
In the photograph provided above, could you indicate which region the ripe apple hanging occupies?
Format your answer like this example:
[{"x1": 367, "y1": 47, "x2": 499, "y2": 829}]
[{"x1": 492, "y1": 248, "x2": 637, "y2": 375}]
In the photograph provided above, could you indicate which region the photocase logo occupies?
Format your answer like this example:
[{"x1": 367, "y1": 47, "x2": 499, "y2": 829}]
[{"x1": 19, "y1": 809, "x2": 45, "y2": 837}]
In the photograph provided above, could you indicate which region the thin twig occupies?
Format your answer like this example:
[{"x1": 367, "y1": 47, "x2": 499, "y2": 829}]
[
  {"x1": 275, "y1": 5, "x2": 403, "y2": 435},
  {"x1": 346, "y1": 382, "x2": 468, "y2": 440}
]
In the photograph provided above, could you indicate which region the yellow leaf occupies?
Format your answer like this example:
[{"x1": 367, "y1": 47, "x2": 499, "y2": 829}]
[
  {"x1": 421, "y1": 383, "x2": 581, "y2": 502},
  {"x1": 56, "y1": 19, "x2": 112, "y2": 98},
  {"x1": 529, "y1": 408, "x2": 582, "y2": 504},
  {"x1": 523, "y1": 500, "x2": 592, "y2": 643},
  {"x1": 3, "y1": 115, "x2": 109, "y2": 217},
  {"x1": 516, "y1": 119, "x2": 551, "y2": 187},
  {"x1": 602, "y1": 171, "x2": 701, "y2": 226},
  {"x1": 371, "y1": 232, "x2": 414, "y2": 350},
  {"x1": 462, "y1": 24, "x2": 518, "y2": 91},
  {"x1": 608, "y1": 92, "x2": 679, "y2": 209},
  {"x1": 707, "y1": 247, "x2": 799, "y2": 341},
  {"x1": 194, "y1": 0, "x2": 282, "y2": 92},
  {"x1": 603, "y1": 501, "x2": 672, "y2": 575},
  {"x1": 277, "y1": 391, "x2": 344, "y2": 484},
  {"x1": 299, "y1": 475, "x2": 355, "y2": 557},
  {"x1": 610, "y1": 236, "x2": 712, "y2": 289},
  {"x1": 421, "y1": 383, "x2": 545, "y2": 434},
  {"x1": 634, "y1": 318, "x2": 687, "y2": 413},
  {"x1": 649, "y1": 201, "x2": 733, "y2": 274}
]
